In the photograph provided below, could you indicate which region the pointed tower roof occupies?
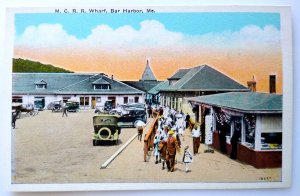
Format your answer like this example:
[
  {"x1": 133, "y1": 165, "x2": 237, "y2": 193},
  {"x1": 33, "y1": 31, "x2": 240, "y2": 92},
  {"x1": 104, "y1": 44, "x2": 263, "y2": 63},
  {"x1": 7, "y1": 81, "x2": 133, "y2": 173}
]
[{"x1": 141, "y1": 59, "x2": 157, "y2": 81}]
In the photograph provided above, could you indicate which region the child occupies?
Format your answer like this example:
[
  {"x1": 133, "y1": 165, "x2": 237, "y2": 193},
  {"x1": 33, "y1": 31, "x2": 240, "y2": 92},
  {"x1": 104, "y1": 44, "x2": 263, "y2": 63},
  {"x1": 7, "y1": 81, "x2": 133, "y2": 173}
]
[
  {"x1": 153, "y1": 130, "x2": 162, "y2": 164},
  {"x1": 182, "y1": 146, "x2": 193, "y2": 173}
]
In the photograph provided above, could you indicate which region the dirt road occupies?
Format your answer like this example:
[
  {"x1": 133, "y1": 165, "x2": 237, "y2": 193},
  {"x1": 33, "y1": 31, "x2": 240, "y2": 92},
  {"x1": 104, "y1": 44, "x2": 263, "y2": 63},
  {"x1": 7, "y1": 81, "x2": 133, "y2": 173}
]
[{"x1": 12, "y1": 110, "x2": 281, "y2": 184}]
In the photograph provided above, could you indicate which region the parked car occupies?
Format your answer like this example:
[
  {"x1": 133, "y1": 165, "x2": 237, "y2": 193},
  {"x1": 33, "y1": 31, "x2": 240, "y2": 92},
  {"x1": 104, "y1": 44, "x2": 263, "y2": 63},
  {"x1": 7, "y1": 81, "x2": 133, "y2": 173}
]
[
  {"x1": 12, "y1": 103, "x2": 38, "y2": 118},
  {"x1": 66, "y1": 101, "x2": 79, "y2": 112},
  {"x1": 124, "y1": 103, "x2": 146, "y2": 110},
  {"x1": 104, "y1": 100, "x2": 113, "y2": 112},
  {"x1": 51, "y1": 101, "x2": 62, "y2": 112},
  {"x1": 109, "y1": 104, "x2": 129, "y2": 116},
  {"x1": 92, "y1": 114, "x2": 121, "y2": 145},
  {"x1": 117, "y1": 107, "x2": 147, "y2": 128}
]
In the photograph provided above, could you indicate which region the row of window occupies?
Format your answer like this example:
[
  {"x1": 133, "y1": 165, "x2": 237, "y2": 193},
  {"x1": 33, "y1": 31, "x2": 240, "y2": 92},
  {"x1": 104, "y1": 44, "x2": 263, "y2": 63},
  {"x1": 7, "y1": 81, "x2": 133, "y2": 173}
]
[
  {"x1": 80, "y1": 96, "x2": 139, "y2": 106},
  {"x1": 35, "y1": 84, "x2": 112, "y2": 90},
  {"x1": 13, "y1": 96, "x2": 140, "y2": 107}
]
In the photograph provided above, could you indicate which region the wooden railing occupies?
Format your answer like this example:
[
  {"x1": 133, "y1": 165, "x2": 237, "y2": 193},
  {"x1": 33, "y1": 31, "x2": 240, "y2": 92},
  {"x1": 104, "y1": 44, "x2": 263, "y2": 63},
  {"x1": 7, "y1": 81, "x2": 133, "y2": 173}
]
[{"x1": 143, "y1": 111, "x2": 159, "y2": 162}]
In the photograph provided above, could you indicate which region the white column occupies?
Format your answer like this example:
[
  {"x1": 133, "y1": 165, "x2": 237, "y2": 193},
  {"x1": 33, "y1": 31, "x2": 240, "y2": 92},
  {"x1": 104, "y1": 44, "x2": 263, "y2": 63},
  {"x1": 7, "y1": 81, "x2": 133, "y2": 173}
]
[
  {"x1": 230, "y1": 121, "x2": 234, "y2": 137},
  {"x1": 241, "y1": 117, "x2": 246, "y2": 144},
  {"x1": 212, "y1": 108, "x2": 216, "y2": 131},
  {"x1": 255, "y1": 114, "x2": 262, "y2": 150}
]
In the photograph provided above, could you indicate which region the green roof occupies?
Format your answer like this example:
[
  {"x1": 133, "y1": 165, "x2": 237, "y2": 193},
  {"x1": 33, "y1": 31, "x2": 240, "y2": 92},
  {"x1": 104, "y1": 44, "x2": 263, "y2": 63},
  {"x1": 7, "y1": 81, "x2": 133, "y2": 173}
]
[
  {"x1": 148, "y1": 81, "x2": 169, "y2": 95},
  {"x1": 92, "y1": 77, "x2": 110, "y2": 85},
  {"x1": 123, "y1": 80, "x2": 161, "y2": 92},
  {"x1": 168, "y1": 68, "x2": 190, "y2": 79},
  {"x1": 141, "y1": 60, "x2": 157, "y2": 81},
  {"x1": 13, "y1": 73, "x2": 144, "y2": 95},
  {"x1": 161, "y1": 65, "x2": 248, "y2": 92},
  {"x1": 187, "y1": 92, "x2": 282, "y2": 113},
  {"x1": 34, "y1": 80, "x2": 47, "y2": 85}
]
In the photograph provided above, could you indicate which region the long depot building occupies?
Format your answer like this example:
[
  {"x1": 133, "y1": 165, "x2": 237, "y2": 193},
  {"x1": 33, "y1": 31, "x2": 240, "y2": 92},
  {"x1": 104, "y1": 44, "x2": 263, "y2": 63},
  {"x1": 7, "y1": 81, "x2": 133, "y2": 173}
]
[{"x1": 12, "y1": 73, "x2": 145, "y2": 109}]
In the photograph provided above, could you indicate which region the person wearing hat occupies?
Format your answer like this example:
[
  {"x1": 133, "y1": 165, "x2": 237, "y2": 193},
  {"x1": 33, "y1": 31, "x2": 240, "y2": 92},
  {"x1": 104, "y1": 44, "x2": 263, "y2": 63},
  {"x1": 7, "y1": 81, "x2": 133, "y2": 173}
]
[
  {"x1": 192, "y1": 123, "x2": 201, "y2": 155},
  {"x1": 182, "y1": 145, "x2": 193, "y2": 173},
  {"x1": 166, "y1": 129, "x2": 180, "y2": 172}
]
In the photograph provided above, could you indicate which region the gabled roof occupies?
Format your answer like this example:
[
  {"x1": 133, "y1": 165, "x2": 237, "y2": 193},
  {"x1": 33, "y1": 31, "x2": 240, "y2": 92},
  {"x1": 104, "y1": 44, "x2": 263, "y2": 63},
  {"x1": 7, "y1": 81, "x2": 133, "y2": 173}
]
[
  {"x1": 34, "y1": 80, "x2": 47, "y2": 85},
  {"x1": 123, "y1": 80, "x2": 161, "y2": 92},
  {"x1": 13, "y1": 73, "x2": 144, "y2": 95},
  {"x1": 148, "y1": 81, "x2": 169, "y2": 95},
  {"x1": 161, "y1": 65, "x2": 248, "y2": 92},
  {"x1": 92, "y1": 77, "x2": 110, "y2": 85},
  {"x1": 141, "y1": 60, "x2": 157, "y2": 81},
  {"x1": 168, "y1": 68, "x2": 190, "y2": 80},
  {"x1": 187, "y1": 92, "x2": 282, "y2": 113}
]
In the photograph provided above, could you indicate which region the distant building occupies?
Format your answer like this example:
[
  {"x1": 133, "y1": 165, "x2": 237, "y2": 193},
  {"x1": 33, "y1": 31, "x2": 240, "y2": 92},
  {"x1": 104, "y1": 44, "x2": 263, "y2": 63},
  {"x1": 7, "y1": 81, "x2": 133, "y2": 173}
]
[
  {"x1": 123, "y1": 60, "x2": 161, "y2": 104},
  {"x1": 159, "y1": 65, "x2": 249, "y2": 120},
  {"x1": 187, "y1": 92, "x2": 282, "y2": 168},
  {"x1": 12, "y1": 73, "x2": 144, "y2": 109},
  {"x1": 147, "y1": 80, "x2": 169, "y2": 104}
]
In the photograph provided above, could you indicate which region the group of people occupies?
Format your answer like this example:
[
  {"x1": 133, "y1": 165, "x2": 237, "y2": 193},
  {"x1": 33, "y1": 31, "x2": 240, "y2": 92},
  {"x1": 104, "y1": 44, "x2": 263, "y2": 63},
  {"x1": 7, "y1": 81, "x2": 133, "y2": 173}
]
[{"x1": 149, "y1": 106, "x2": 200, "y2": 173}]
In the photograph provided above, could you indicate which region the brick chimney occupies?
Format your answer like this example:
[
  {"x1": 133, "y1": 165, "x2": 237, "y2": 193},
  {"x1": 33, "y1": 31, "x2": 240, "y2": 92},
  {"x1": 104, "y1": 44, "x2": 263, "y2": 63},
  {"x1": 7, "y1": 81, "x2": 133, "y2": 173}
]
[{"x1": 247, "y1": 75, "x2": 256, "y2": 92}]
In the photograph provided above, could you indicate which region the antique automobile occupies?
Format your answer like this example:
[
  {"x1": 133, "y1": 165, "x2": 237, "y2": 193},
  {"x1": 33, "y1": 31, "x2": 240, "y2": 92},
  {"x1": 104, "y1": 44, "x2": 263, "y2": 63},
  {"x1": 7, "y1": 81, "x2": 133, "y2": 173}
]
[
  {"x1": 12, "y1": 103, "x2": 38, "y2": 118},
  {"x1": 66, "y1": 101, "x2": 79, "y2": 112},
  {"x1": 117, "y1": 107, "x2": 147, "y2": 128},
  {"x1": 103, "y1": 100, "x2": 113, "y2": 112},
  {"x1": 124, "y1": 103, "x2": 146, "y2": 110},
  {"x1": 92, "y1": 114, "x2": 121, "y2": 146},
  {"x1": 51, "y1": 101, "x2": 62, "y2": 112}
]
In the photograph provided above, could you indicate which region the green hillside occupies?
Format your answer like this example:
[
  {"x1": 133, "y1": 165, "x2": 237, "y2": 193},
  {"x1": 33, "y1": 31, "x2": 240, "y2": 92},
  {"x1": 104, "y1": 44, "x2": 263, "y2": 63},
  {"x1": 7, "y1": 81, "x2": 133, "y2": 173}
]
[{"x1": 13, "y1": 58, "x2": 73, "y2": 73}]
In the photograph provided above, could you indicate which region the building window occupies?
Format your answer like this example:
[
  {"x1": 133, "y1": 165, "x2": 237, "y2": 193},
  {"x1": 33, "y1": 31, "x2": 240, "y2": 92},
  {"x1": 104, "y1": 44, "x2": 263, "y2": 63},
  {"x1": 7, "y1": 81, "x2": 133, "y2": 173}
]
[
  {"x1": 34, "y1": 97, "x2": 45, "y2": 109},
  {"x1": 80, "y1": 97, "x2": 89, "y2": 106},
  {"x1": 124, "y1": 97, "x2": 128, "y2": 104},
  {"x1": 94, "y1": 84, "x2": 110, "y2": 90},
  {"x1": 269, "y1": 75, "x2": 276, "y2": 93},
  {"x1": 35, "y1": 84, "x2": 47, "y2": 89},
  {"x1": 63, "y1": 97, "x2": 71, "y2": 103},
  {"x1": 134, "y1": 97, "x2": 139, "y2": 103},
  {"x1": 12, "y1": 96, "x2": 23, "y2": 103},
  {"x1": 244, "y1": 115, "x2": 256, "y2": 149},
  {"x1": 261, "y1": 133, "x2": 282, "y2": 150},
  {"x1": 96, "y1": 97, "x2": 101, "y2": 103}
]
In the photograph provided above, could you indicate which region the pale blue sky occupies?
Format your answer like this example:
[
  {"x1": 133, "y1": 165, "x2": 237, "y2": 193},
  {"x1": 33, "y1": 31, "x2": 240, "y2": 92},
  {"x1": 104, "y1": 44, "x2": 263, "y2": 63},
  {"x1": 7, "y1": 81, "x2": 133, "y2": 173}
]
[{"x1": 15, "y1": 12, "x2": 280, "y2": 39}]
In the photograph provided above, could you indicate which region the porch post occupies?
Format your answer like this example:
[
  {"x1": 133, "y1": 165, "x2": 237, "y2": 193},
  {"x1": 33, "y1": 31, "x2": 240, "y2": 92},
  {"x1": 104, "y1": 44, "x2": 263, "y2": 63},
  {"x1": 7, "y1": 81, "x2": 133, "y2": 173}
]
[{"x1": 255, "y1": 114, "x2": 262, "y2": 150}]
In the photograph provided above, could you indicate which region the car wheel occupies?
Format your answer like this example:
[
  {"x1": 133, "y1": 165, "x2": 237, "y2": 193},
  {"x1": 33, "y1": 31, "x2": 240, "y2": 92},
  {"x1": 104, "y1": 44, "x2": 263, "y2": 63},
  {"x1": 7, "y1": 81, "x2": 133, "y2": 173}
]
[
  {"x1": 93, "y1": 139, "x2": 97, "y2": 146},
  {"x1": 98, "y1": 127, "x2": 112, "y2": 140}
]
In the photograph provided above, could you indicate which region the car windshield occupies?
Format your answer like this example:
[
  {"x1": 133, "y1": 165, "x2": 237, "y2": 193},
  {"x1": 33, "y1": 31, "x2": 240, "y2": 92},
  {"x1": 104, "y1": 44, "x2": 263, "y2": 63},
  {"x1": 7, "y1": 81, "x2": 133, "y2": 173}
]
[{"x1": 93, "y1": 115, "x2": 118, "y2": 125}]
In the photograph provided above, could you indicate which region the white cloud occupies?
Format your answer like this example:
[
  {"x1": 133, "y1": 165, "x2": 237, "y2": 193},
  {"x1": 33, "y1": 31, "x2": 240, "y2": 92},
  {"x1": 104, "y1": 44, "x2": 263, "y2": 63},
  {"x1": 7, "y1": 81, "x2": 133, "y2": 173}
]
[
  {"x1": 16, "y1": 23, "x2": 79, "y2": 48},
  {"x1": 15, "y1": 20, "x2": 281, "y2": 53}
]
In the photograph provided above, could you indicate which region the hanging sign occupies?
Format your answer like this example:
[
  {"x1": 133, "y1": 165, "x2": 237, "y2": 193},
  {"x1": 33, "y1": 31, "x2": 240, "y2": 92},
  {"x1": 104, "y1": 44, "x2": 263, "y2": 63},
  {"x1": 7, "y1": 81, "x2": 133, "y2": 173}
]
[{"x1": 205, "y1": 114, "x2": 213, "y2": 145}]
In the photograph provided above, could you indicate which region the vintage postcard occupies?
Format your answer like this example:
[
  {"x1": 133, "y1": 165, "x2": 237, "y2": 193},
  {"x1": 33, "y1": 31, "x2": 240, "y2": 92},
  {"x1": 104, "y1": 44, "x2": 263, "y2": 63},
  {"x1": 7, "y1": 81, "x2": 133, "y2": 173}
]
[{"x1": 1, "y1": 4, "x2": 292, "y2": 191}]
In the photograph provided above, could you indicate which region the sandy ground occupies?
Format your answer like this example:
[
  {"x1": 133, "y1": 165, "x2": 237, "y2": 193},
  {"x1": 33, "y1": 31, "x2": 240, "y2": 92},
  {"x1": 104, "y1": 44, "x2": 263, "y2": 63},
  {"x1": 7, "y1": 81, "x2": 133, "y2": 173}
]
[{"x1": 12, "y1": 110, "x2": 281, "y2": 184}]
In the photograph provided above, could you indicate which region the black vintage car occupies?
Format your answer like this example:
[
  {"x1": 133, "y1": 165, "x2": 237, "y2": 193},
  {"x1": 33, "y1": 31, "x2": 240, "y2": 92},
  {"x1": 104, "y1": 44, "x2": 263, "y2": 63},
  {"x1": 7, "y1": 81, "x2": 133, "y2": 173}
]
[
  {"x1": 117, "y1": 107, "x2": 147, "y2": 128},
  {"x1": 51, "y1": 101, "x2": 62, "y2": 112},
  {"x1": 92, "y1": 114, "x2": 121, "y2": 145},
  {"x1": 66, "y1": 101, "x2": 79, "y2": 112},
  {"x1": 104, "y1": 100, "x2": 113, "y2": 112}
]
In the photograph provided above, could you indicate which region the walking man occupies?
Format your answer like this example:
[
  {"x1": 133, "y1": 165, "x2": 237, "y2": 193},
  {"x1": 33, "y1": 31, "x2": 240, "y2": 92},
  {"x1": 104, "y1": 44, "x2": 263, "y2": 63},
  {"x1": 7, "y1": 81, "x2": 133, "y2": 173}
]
[
  {"x1": 62, "y1": 102, "x2": 68, "y2": 117},
  {"x1": 185, "y1": 113, "x2": 190, "y2": 129},
  {"x1": 12, "y1": 111, "x2": 19, "y2": 129},
  {"x1": 136, "y1": 120, "x2": 146, "y2": 141},
  {"x1": 192, "y1": 123, "x2": 201, "y2": 155},
  {"x1": 166, "y1": 130, "x2": 180, "y2": 172}
]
